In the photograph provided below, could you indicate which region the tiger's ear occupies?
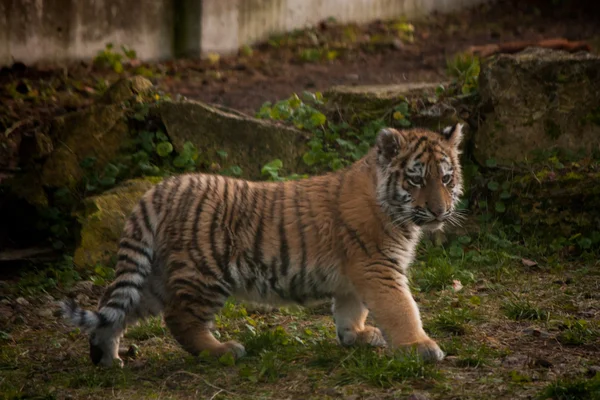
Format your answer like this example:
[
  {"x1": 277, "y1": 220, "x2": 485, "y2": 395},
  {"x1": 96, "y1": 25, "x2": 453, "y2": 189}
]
[
  {"x1": 440, "y1": 123, "x2": 463, "y2": 148},
  {"x1": 376, "y1": 128, "x2": 402, "y2": 164}
]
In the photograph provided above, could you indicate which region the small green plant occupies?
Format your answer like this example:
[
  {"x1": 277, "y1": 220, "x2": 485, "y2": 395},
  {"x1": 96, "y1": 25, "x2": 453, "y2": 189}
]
[
  {"x1": 125, "y1": 316, "x2": 168, "y2": 341},
  {"x1": 454, "y1": 343, "x2": 499, "y2": 368},
  {"x1": 557, "y1": 319, "x2": 599, "y2": 345},
  {"x1": 257, "y1": 92, "x2": 388, "y2": 172},
  {"x1": 15, "y1": 256, "x2": 80, "y2": 295},
  {"x1": 93, "y1": 43, "x2": 137, "y2": 73},
  {"x1": 446, "y1": 53, "x2": 480, "y2": 95},
  {"x1": 239, "y1": 325, "x2": 293, "y2": 356},
  {"x1": 502, "y1": 298, "x2": 549, "y2": 321}
]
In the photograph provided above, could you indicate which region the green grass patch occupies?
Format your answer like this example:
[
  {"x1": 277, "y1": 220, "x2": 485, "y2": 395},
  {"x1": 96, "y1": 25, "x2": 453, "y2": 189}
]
[
  {"x1": 502, "y1": 299, "x2": 550, "y2": 321},
  {"x1": 125, "y1": 316, "x2": 168, "y2": 341},
  {"x1": 537, "y1": 375, "x2": 600, "y2": 400},
  {"x1": 556, "y1": 319, "x2": 599, "y2": 346},
  {"x1": 427, "y1": 308, "x2": 476, "y2": 336},
  {"x1": 337, "y1": 348, "x2": 440, "y2": 388},
  {"x1": 411, "y1": 256, "x2": 475, "y2": 292}
]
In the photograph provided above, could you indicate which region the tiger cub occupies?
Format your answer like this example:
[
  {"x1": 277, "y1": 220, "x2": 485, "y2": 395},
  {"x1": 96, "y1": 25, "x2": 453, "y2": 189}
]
[{"x1": 61, "y1": 124, "x2": 464, "y2": 367}]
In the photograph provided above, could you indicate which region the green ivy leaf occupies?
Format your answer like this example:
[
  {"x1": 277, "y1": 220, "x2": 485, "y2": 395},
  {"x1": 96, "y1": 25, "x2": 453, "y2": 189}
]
[
  {"x1": 218, "y1": 352, "x2": 236, "y2": 366},
  {"x1": 261, "y1": 159, "x2": 283, "y2": 175},
  {"x1": 485, "y1": 158, "x2": 497, "y2": 168},
  {"x1": 487, "y1": 181, "x2": 500, "y2": 191},
  {"x1": 229, "y1": 166, "x2": 243, "y2": 176},
  {"x1": 99, "y1": 177, "x2": 116, "y2": 187},
  {"x1": 578, "y1": 237, "x2": 592, "y2": 250},
  {"x1": 495, "y1": 201, "x2": 506, "y2": 213},
  {"x1": 309, "y1": 112, "x2": 326, "y2": 127},
  {"x1": 156, "y1": 142, "x2": 173, "y2": 157},
  {"x1": 302, "y1": 152, "x2": 316, "y2": 166},
  {"x1": 500, "y1": 190, "x2": 511, "y2": 199}
]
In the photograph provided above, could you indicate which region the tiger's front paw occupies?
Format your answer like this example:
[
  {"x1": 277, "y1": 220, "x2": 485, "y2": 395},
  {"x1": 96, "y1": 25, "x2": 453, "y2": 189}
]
[
  {"x1": 338, "y1": 325, "x2": 387, "y2": 347},
  {"x1": 413, "y1": 338, "x2": 445, "y2": 363}
]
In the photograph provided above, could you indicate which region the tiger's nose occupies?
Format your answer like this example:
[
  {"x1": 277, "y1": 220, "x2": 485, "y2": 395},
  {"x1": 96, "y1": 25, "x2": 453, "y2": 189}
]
[{"x1": 429, "y1": 208, "x2": 447, "y2": 221}]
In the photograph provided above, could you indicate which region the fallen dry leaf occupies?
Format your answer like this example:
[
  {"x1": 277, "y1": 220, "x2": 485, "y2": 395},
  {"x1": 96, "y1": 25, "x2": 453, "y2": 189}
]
[{"x1": 521, "y1": 258, "x2": 538, "y2": 268}]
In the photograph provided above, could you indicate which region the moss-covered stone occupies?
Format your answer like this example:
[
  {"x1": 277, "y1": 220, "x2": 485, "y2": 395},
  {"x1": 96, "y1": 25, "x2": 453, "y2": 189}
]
[
  {"x1": 40, "y1": 104, "x2": 129, "y2": 190},
  {"x1": 157, "y1": 100, "x2": 309, "y2": 179},
  {"x1": 99, "y1": 76, "x2": 154, "y2": 105},
  {"x1": 73, "y1": 177, "x2": 162, "y2": 269},
  {"x1": 475, "y1": 48, "x2": 600, "y2": 166},
  {"x1": 323, "y1": 82, "x2": 464, "y2": 131}
]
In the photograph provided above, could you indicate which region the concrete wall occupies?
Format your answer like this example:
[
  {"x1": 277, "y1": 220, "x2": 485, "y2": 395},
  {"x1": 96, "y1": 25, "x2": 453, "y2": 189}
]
[
  {"x1": 1, "y1": 0, "x2": 174, "y2": 66},
  {"x1": 1, "y1": 0, "x2": 490, "y2": 66}
]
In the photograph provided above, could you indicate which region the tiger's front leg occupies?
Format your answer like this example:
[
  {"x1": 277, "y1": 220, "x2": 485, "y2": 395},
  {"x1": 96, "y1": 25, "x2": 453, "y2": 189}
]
[
  {"x1": 332, "y1": 291, "x2": 387, "y2": 347},
  {"x1": 348, "y1": 264, "x2": 445, "y2": 362}
]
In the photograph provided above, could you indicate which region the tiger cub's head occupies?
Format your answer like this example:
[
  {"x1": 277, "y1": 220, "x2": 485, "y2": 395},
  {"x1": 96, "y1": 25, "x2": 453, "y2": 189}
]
[{"x1": 374, "y1": 124, "x2": 464, "y2": 231}]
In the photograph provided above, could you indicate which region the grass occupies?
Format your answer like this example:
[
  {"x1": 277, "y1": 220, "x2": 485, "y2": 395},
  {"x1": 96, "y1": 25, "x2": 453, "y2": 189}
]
[
  {"x1": 337, "y1": 347, "x2": 439, "y2": 388},
  {"x1": 502, "y1": 298, "x2": 550, "y2": 321},
  {"x1": 537, "y1": 375, "x2": 600, "y2": 400},
  {"x1": 427, "y1": 307, "x2": 476, "y2": 336},
  {"x1": 556, "y1": 319, "x2": 600, "y2": 346}
]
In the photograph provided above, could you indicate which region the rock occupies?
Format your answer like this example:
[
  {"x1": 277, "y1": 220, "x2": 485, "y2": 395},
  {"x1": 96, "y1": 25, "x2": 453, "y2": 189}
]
[
  {"x1": 323, "y1": 82, "x2": 465, "y2": 132},
  {"x1": 475, "y1": 48, "x2": 600, "y2": 165},
  {"x1": 15, "y1": 297, "x2": 29, "y2": 306},
  {"x1": 157, "y1": 100, "x2": 309, "y2": 180},
  {"x1": 37, "y1": 308, "x2": 54, "y2": 318},
  {"x1": 0, "y1": 304, "x2": 14, "y2": 323},
  {"x1": 71, "y1": 280, "x2": 94, "y2": 294},
  {"x1": 75, "y1": 294, "x2": 90, "y2": 304},
  {"x1": 40, "y1": 104, "x2": 130, "y2": 191},
  {"x1": 406, "y1": 394, "x2": 430, "y2": 400},
  {"x1": 74, "y1": 178, "x2": 162, "y2": 269},
  {"x1": 99, "y1": 76, "x2": 154, "y2": 104}
]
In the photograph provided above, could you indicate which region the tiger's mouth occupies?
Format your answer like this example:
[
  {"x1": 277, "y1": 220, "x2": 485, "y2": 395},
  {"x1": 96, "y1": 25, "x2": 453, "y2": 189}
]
[{"x1": 420, "y1": 220, "x2": 445, "y2": 232}]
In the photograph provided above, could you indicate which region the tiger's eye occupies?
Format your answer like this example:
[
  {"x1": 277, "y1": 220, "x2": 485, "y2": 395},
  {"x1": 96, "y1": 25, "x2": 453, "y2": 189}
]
[
  {"x1": 442, "y1": 174, "x2": 452, "y2": 185},
  {"x1": 409, "y1": 176, "x2": 424, "y2": 186}
]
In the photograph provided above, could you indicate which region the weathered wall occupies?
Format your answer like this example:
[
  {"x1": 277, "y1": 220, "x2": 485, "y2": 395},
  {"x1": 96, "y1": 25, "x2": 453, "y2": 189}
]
[
  {"x1": 1, "y1": 0, "x2": 174, "y2": 66},
  {"x1": 202, "y1": 0, "x2": 490, "y2": 54},
  {"x1": 1, "y1": 0, "x2": 490, "y2": 66}
]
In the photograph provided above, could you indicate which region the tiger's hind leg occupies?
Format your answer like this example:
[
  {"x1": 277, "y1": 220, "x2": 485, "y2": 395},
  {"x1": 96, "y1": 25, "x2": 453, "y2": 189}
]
[
  {"x1": 164, "y1": 271, "x2": 246, "y2": 359},
  {"x1": 333, "y1": 291, "x2": 387, "y2": 347},
  {"x1": 90, "y1": 278, "x2": 165, "y2": 367}
]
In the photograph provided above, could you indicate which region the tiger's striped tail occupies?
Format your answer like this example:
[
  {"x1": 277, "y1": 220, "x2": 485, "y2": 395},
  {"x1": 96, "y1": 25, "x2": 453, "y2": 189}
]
[{"x1": 60, "y1": 199, "x2": 156, "y2": 335}]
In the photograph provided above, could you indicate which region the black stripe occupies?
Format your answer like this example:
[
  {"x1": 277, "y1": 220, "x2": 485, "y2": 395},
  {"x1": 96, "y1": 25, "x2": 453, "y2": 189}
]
[
  {"x1": 278, "y1": 183, "x2": 290, "y2": 276},
  {"x1": 119, "y1": 240, "x2": 152, "y2": 263},
  {"x1": 252, "y1": 189, "x2": 268, "y2": 269},
  {"x1": 294, "y1": 184, "x2": 307, "y2": 298},
  {"x1": 182, "y1": 307, "x2": 213, "y2": 323},
  {"x1": 226, "y1": 180, "x2": 244, "y2": 228},
  {"x1": 220, "y1": 179, "x2": 234, "y2": 281},
  {"x1": 116, "y1": 253, "x2": 149, "y2": 273},
  {"x1": 412, "y1": 136, "x2": 428, "y2": 152},
  {"x1": 209, "y1": 179, "x2": 229, "y2": 282},
  {"x1": 97, "y1": 312, "x2": 110, "y2": 327},
  {"x1": 139, "y1": 199, "x2": 153, "y2": 236},
  {"x1": 128, "y1": 214, "x2": 143, "y2": 241},
  {"x1": 171, "y1": 277, "x2": 230, "y2": 299},
  {"x1": 234, "y1": 182, "x2": 253, "y2": 235},
  {"x1": 178, "y1": 291, "x2": 224, "y2": 309},
  {"x1": 114, "y1": 280, "x2": 144, "y2": 290},
  {"x1": 105, "y1": 301, "x2": 127, "y2": 311},
  {"x1": 190, "y1": 177, "x2": 220, "y2": 280},
  {"x1": 340, "y1": 219, "x2": 370, "y2": 256}
]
